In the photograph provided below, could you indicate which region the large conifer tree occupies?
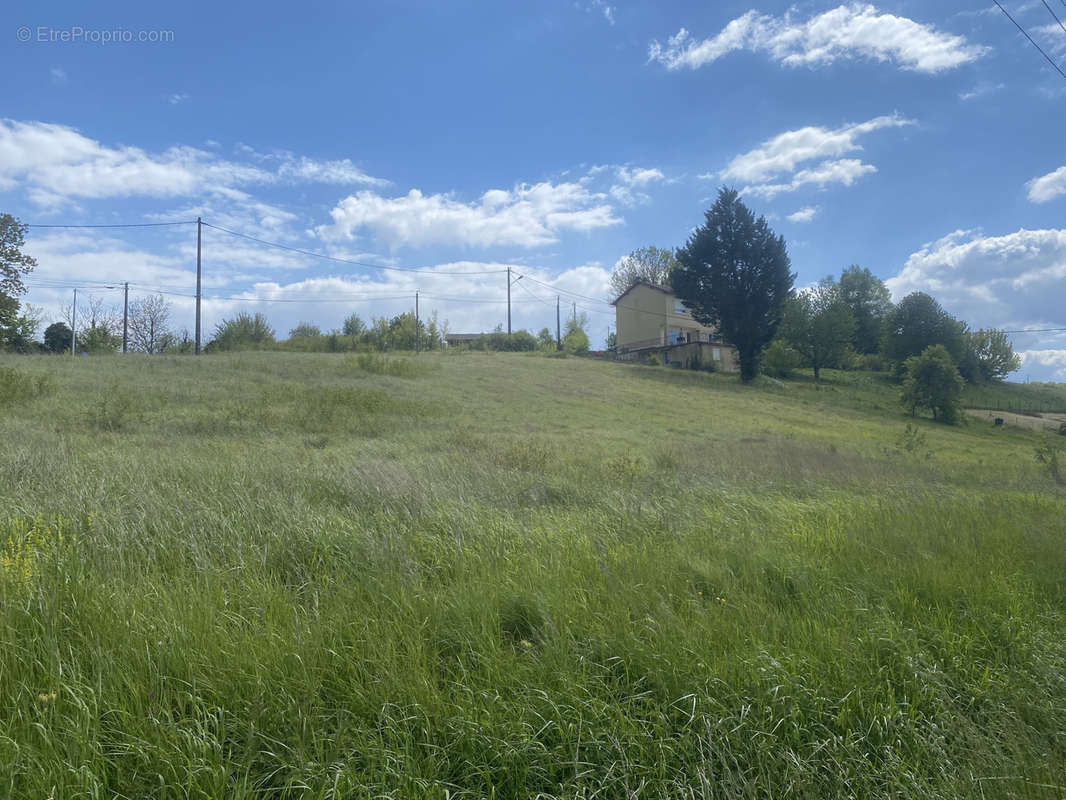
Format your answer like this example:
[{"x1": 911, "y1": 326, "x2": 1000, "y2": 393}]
[{"x1": 673, "y1": 188, "x2": 795, "y2": 382}]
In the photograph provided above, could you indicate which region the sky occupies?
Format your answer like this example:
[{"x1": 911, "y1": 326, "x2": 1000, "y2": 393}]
[{"x1": 3, "y1": 0, "x2": 1065, "y2": 378}]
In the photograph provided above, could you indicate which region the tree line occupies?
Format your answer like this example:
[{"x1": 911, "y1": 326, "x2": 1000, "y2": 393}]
[{"x1": 611, "y1": 188, "x2": 1023, "y2": 424}]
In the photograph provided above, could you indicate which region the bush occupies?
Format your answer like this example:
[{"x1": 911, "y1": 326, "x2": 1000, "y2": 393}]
[
  {"x1": 900, "y1": 345, "x2": 964, "y2": 424},
  {"x1": 646, "y1": 353, "x2": 661, "y2": 366},
  {"x1": 859, "y1": 352, "x2": 888, "y2": 372},
  {"x1": 762, "y1": 339, "x2": 803, "y2": 378}
]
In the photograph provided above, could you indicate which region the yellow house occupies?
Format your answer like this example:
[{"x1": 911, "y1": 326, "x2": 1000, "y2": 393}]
[{"x1": 612, "y1": 282, "x2": 738, "y2": 371}]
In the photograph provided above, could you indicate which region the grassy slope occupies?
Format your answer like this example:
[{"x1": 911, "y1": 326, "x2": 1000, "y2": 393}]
[{"x1": 1, "y1": 352, "x2": 1065, "y2": 799}]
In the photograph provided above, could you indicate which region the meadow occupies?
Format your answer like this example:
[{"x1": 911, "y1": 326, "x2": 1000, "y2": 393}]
[{"x1": 1, "y1": 351, "x2": 1065, "y2": 799}]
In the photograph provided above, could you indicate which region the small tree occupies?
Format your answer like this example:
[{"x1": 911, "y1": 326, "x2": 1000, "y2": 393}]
[
  {"x1": 0, "y1": 214, "x2": 37, "y2": 351},
  {"x1": 609, "y1": 246, "x2": 682, "y2": 299},
  {"x1": 342, "y1": 313, "x2": 366, "y2": 338},
  {"x1": 43, "y1": 321, "x2": 72, "y2": 354},
  {"x1": 959, "y1": 328, "x2": 1021, "y2": 383},
  {"x1": 128, "y1": 293, "x2": 173, "y2": 354},
  {"x1": 211, "y1": 312, "x2": 276, "y2": 351},
  {"x1": 900, "y1": 344, "x2": 964, "y2": 424},
  {"x1": 778, "y1": 281, "x2": 855, "y2": 382},
  {"x1": 289, "y1": 322, "x2": 322, "y2": 339},
  {"x1": 674, "y1": 188, "x2": 795, "y2": 382},
  {"x1": 536, "y1": 327, "x2": 555, "y2": 351},
  {"x1": 562, "y1": 314, "x2": 590, "y2": 355}
]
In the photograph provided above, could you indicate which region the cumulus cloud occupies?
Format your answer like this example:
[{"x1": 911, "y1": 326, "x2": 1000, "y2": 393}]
[
  {"x1": 317, "y1": 182, "x2": 621, "y2": 248},
  {"x1": 649, "y1": 4, "x2": 987, "y2": 73},
  {"x1": 713, "y1": 115, "x2": 909, "y2": 199},
  {"x1": 1018, "y1": 349, "x2": 1066, "y2": 380},
  {"x1": 605, "y1": 165, "x2": 666, "y2": 206},
  {"x1": 886, "y1": 226, "x2": 1066, "y2": 327},
  {"x1": 721, "y1": 114, "x2": 911, "y2": 183},
  {"x1": 786, "y1": 206, "x2": 819, "y2": 223},
  {"x1": 0, "y1": 119, "x2": 386, "y2": 207},
  {"x1": 1027, "y1": 166, "x2": 1066, "y2": 203}
]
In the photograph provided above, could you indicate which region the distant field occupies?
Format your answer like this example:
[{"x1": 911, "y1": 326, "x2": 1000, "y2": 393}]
[
  {"x1": 962, "y1": 378, "x2": 1066, "y2": 414},
  {"x1": 1, "y1": 352, "x2": 1065, "y2": 799}
]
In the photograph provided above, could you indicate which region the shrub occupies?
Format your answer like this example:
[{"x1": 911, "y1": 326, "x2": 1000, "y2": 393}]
[
  {"x1": 762, "y1": 339, "x2": 803, "y2": 378},
  {"x1": 900, "y1": 345, "x2": 964, "y2": 424},
  {"x1": 645, "y1": 353, "x2": 661, "y2": 366}
]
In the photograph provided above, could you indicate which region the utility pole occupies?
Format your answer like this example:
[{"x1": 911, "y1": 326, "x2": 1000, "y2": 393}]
[
  {"x1": 572, "y1": 302, "x2": 577, "y2": 325},
  {"x1": 556, "y1": 295, "x2": 561, "y2": 351},
  {"x1": 122, "y1": 282, "x2": 129, "y2": 353},
  {"x1": 195, "y1": 216, "x2": 202, "y2": 355},
  {"x1": 71, "y1": 288, "x2": 77, "y2": 356},
  {"x1": 506, "y1": 267, "x2": 512, "y2": 336},
  {"x1": 415, "y1": 291, "x2": 420, "y2": 354}
]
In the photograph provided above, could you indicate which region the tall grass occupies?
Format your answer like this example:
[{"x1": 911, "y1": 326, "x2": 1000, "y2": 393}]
[{"x1": 0, "y1": 353, "x2": 1064, "y2": 798}]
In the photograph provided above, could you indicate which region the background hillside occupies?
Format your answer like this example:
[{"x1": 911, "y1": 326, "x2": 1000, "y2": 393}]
[{"x1": 2, "y1": 352, "x2": 1065, "y2": 798}]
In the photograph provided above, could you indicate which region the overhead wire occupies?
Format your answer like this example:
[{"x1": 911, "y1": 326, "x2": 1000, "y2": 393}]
[{"x1": 992, "y1": 0, "x2": 1066, "y2": 79}]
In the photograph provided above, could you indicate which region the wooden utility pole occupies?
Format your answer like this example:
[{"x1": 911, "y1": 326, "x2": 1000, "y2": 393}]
[
  {"x1": 415, "y1": 291, "x2": 420, "y2": 353},
  {"x1": 122, "y1": 282, "x2": 129, "y2": 353},
  {"x1": 195, "y1": 216, "x2": 202, "y2": 355},
  {"x1": 556, "y1": 295, "x2": 561, "y2": 351},
  {"x1": 71, "y1": 288, "x2": 77, "y2": 356},
  {"x1": 506, "y1": 267, "x2": 511, "y2": 336}
]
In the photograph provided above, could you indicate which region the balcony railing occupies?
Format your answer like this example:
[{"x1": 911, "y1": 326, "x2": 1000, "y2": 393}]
[{"x1": 616, "y1": 330, "x2": 724, "y2": 354}]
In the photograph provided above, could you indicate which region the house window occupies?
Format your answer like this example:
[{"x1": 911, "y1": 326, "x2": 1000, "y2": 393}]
[
  {"x1": 673, "y1": 298, "x2": 688, "y2": 314},
  {"x1": 712, "y1": 347, "x2": 721, "y2": 361}
]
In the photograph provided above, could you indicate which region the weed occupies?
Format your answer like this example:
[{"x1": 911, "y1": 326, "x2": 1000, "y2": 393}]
[
  {"x1": 1035, "y1": 442, "x2": 1063, "y2": 485},
  {"x1": 86, "y1": 387, "x2": 138, "y2": 431}
]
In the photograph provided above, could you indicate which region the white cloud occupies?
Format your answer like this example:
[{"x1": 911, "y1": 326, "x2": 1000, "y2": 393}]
[
  {"x1": 169, "y1": 93, "x2": 190, "y2": 105},
  {"x1": 649, "y1": 4, "x2": 987, "y2": 73},
  {"x1": 743, "y1": 159, "x2": 877, "y2": 200},
  {"x1": 317, "y1": 182, "x2": 622, "y2": 248},
  {"x1": 0, "y1": 119, "x2": 386, "y2": 208},
  {"x1": 713, "y1": 114, "x2": 910, "y2": 200},
  {"x1": 886, "y1": 227, "x2": 1066, "y2": 327},
  {"x1": 786, "y1": 206, "x2": 819, "y2": 223},
  {"x1": 275, "y1": 155, "x2": 388, "y2": 187},
  {"x1": 607, "y1": 165, "x2": 666, "y2": 206},
  {"x1": 1027, "y1": 166, "x2": 1066, "y2": 203},
  {"x1": 50, "y1": 68, "x2": 67, "y2": 85},
  {"x1": 958, "y1": 81, "x2": 1005, "y2": 101},
  {"x1": 1019, "y1": 349, "x2": 1066, "y2": 379},
  {"x1": 721, "y1": 114, "x2": 911, "y2": 183},
  {"x1": 585, "y1": 0, "x2": 615, "y2": 26}
]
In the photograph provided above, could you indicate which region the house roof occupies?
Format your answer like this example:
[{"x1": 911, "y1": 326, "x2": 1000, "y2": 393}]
[{"x1": 611, "y1": 281, "x2": 673, "y2": 306}]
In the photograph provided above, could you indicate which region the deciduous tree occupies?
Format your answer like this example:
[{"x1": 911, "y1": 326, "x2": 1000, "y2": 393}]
[
  {"x1": 959, "y1": 328, "x2": 1021, "y2": 383},
  {"x1": 778, "y1": 281, "x2": 855, "y2": 382},
  {"x1": 837, "y1": 265, "x2": 892, "y2": 354},
  {"x1": 900, "y1": 344, "x2": 964, "y2": 424},
  {"x1": 882, "y1": 292, "x2": 965, "y2": 375},
  {"x1": 609, "y1": 246, "x2": 681, "y2": 299},
  {"x1": 129, "y1": 294, "x2": 173, "y2": 354}
]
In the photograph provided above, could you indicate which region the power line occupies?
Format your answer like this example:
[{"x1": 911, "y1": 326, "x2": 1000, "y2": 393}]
[
  {"x1": 25, "y1": 221, "x2": 197, "y2": 229},
  {"x1": 1042, "y1": 0, "x2": 1066, "y2": 34},
  {"x1": 992, "y1": 0, "x2": 1066, "y2": 79},
  {"x1": 201, "y1": 222, "x2": 510, "y2": 276},
  {"x1": 1004, "y1": 326, "x2": 1066, "y2": 333}
]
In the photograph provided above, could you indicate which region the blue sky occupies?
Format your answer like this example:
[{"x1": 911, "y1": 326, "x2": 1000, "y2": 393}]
[{"x1": 3, "y1": 0, "x2": 1065, "y2": 377}]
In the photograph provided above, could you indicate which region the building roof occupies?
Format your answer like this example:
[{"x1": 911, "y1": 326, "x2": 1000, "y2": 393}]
[{"x1": 611, "y1": 281, "x2": 674, "y2": 306}]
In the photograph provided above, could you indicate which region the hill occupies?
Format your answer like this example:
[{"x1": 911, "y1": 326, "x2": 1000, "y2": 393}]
[{"x1": 1, "y1": 352, "x2": 1065, "y2": 798}]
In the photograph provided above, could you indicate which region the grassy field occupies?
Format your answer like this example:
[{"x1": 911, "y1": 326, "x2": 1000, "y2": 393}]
[{"x1": 1, "y1": 352, "x2": 1065, "y2": 799}]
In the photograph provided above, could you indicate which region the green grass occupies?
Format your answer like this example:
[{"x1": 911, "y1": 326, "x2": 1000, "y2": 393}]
[
  {"x1": 1, "y1": 352, "x2": 1065, "y2": 799},
  {"x1": 962, "y1": 379, "x2": 1066, "y2": 414}
]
